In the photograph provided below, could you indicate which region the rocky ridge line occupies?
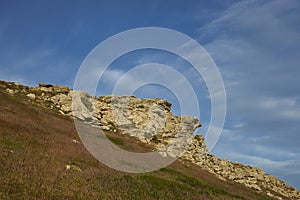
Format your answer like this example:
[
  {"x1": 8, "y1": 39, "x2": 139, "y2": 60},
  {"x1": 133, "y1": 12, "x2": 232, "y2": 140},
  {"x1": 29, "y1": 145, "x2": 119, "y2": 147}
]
[{"x1": 1, "y1": 81, "x2": 299, "y2": 200}]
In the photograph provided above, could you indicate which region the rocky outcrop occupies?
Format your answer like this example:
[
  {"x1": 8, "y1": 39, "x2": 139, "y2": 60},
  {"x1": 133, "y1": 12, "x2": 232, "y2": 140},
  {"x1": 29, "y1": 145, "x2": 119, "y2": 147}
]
[
  {"x1": 47, "y1": 91, "x2": 204, "y2": 159},
  {"x1": 1, "y1": 80, "x2": 299, "y2": 200},
  {"x1": 198, "y1": 154, "x2": 300, "y2": 199},
  {"x1": 92, "y1": 95, "x2": 202, "y2": 157}
]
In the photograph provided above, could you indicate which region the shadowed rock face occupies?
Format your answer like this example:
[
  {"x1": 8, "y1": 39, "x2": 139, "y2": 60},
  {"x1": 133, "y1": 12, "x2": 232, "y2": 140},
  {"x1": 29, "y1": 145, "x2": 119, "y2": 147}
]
[{"x1": 2, "y1": 81, "x2": 300, "y2": 200}]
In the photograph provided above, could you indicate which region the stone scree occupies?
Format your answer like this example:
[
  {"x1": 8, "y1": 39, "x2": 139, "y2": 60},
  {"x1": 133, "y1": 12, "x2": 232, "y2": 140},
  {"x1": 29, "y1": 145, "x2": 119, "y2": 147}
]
[{"x1": 2, "y1": 81, "x2": 300, "y2": 200}]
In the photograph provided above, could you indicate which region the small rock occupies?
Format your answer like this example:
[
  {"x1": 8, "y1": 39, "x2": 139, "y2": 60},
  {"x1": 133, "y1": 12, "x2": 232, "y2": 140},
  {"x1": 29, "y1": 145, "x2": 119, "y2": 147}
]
[
  {"x1": 4, "y1": 149, "x2": 14, "y2": 153},
  {"x1": 101, "y1": 126, "x2": 110, "y2": 131},
  {"x1": 249, "y1": 184, "x2": 261, "y2": 191},
  {"x1": 228, "y1": 175, "x2": 236, "y2": 180},
  {"x1": 65, "y1": 164, "x2": 82, "y2": 171},
  {"x1": 26, "y1": 93, "x2": 36, "y2": 100},
  {"x1": 267, "y1": 192, "x2": 274, "y2": 198},
  {"x1": 5, "y1": 88, "x2": 14, "y2": 95},
  {"x1": 66, "y1": 165, "x2": 71, "y2": 170},
  {"x1": 58, "y1": 110, "x2": 65, "y2": 115},
  {"x1": 72, "y1": 139, "x2": 80, "y2": 144}
]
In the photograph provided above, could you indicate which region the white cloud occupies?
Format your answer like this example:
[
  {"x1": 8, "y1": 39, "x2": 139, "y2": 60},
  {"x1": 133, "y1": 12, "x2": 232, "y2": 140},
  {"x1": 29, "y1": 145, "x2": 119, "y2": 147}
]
[
  {"x1": 101, "y1": 69, "x2": 125, "y2": 86},
  {"x1": 227, "y1": 152, "x2": 300, "y2": 175},
  {"x1": 202, "y1": 0, "x2": 300, "y2": 134},
  {"x1": 203, "y1": 0, "x2": 300, "y2": 188},
  {"x1": 258, "y1": 97, "x2": 297, "y2": 109},
  {"x1": 201, "y1": 0, "x2": 257, "y2": 35},
  {"x1": 232, "y1": 122, "x2": 246, "y2": 128},
  {"x1": 256, "y1": 97, "x2": 300, "y2": 120}
]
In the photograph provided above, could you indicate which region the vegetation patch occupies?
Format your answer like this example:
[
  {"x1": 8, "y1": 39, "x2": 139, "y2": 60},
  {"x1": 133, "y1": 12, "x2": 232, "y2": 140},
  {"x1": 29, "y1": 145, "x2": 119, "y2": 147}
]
[
  {"x1": 107, "y1": 135, "x2": 124, "y2": 146},
  {"x1": 0, "y1": 137, "x2": 24, "y2": 150},
  {"x1": 159, "y1": 167, "x2": 183, "y2": 175}
]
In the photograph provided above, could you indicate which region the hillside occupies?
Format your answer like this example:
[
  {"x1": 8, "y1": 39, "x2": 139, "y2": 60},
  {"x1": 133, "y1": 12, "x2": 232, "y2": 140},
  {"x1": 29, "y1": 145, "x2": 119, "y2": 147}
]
[{"x1": 0, "y1": 80, "x2": 299, "y2": 199}]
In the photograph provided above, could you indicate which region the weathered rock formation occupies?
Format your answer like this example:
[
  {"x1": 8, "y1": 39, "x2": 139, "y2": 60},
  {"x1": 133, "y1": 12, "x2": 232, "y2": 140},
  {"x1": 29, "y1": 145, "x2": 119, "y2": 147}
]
[{"x1": 1, "y1": 80, "x2": 299, "y2": 200}]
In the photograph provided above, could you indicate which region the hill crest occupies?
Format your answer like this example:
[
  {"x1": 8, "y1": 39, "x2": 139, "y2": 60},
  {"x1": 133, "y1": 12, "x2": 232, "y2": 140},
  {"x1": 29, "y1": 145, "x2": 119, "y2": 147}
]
[{"x1": 1, "y1": 80, "x2": 299, "y2": 199}]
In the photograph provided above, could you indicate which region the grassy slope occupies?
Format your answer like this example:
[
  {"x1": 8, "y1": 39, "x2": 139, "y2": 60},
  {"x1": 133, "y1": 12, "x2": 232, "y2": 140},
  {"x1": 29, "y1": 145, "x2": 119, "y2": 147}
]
[{"x1": 0, "y1": 89, "x2": 272, "y2": 200}]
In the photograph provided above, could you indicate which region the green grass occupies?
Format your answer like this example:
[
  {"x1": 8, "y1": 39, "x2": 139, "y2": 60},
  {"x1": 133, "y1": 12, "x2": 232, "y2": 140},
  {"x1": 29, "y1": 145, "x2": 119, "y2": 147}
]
[
  {"x1": 0, "y1": 137, "x2": 24, "y2": 150},
  {"x1": 95, "y1": 134, "x2": 125, "y2": 146},
  {"x1": 159, "y1": 167, "x2": 231, "y2": 196},
  {"x1": 175, "y1": 175, "x2": 229, "y2": 195},
  {"x1": 107, "y1": 135, "x2": 124, "y2": 145},
  {"x1": 141, "y1": 175, "x2": 193, "y2": 190},
  {"x1": 160, "y1": 167, "x2": 183, "y2": 175}
]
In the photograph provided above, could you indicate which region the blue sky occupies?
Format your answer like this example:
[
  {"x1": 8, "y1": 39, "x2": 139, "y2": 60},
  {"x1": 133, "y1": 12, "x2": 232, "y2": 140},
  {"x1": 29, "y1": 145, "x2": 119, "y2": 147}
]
[{"x1": 1, "y1": 0, "x2": 300, "y2": 189}]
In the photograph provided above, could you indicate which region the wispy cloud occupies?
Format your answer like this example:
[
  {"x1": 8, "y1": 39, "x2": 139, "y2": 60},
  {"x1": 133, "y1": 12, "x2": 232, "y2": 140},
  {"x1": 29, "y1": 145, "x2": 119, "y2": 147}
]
[
  {"x1": 203, "y1": 0, "x2": 300, "y2": 188},
  {"x1": 227, "y1": 152, "x2": 300, "y2": 175}
]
